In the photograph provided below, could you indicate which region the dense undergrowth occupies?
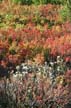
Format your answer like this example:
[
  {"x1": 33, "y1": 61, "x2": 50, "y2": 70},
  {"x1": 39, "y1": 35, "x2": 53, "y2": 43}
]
[{"x1": 0, "y1": 1, "x2": 71, "y2": 108}]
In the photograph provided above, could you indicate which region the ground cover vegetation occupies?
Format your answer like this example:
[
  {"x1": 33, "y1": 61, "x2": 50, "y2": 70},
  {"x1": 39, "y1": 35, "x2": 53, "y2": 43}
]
[{"x1": 0, "y1": 0, "x2": 71, "y2": 108}]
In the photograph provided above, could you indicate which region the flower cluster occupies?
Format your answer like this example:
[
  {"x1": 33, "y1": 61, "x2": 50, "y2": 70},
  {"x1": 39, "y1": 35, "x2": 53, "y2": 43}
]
[{"x1": 0, "y1": 67, "x2": 71, "y2": 108}]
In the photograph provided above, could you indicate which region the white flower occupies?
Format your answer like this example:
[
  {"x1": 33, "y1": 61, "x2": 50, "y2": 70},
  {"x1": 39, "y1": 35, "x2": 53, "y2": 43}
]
[
  {"x1": 22, "y1": 66, "x2": 28, "y2": 70},
  {"x1": 57, "y1": 56, "x2": 60, "y2": 59},
  {"x1": 50, "y1": 62, "x2": 54, "y2": 66},
  {"x1": 21, "y1": 63, "x2": 25, "y2": 67},
  {"x1": 57, "y1": 66, "x2": 60, "y2": 71},
  {"x1": 16, "y1": 65, "x2": 20, "y2": 70}
]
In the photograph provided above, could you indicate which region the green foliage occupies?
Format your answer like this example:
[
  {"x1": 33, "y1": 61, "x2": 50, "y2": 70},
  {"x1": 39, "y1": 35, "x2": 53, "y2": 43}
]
[
  {"x1": 60, "y1": 0, "x2": 71, "y2": 22},
  {"x1": 0, "y1": 0, "x2": 3, "y2": 2},
  {"x1": 10, "y1": 0, "x2": 66, "y2": 5},
  {"x1": 32, "y1": 0, "x2": 47, "y2": 5},
  {"x1": 11, "y1": 0, "x2": 21, "y2": 4},
  {"x1": 67, "y1": 0, "x2": 71, "y2": 10},
  {"x1": 58, "y1": 0, "x2": 71, "y2": 21},
  {"x1": 1, "y1": 0, "x2": 69, "y2": 5},
  {"x1": 60, "y1": 5, "x2": 70, "y2": 21},
  {"x1": 12, "y1": 0, "x2": 47, "y2": 5},
  {"x1": 49, "y1": 0, "x2": 66, "y2": 4},
  {"x1": 32, "y1": 0, "x2": 39, "y2": 5},
  {"x1": 11, "y1": 0, "x2": 32, "y2": 5},
  {"x1": 32, "y1": 0, "x2": 67, "y2": 5},
  {"x1": 5, "y1": 14, "x2": 13, "y2": 21}
]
